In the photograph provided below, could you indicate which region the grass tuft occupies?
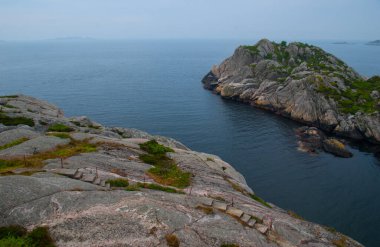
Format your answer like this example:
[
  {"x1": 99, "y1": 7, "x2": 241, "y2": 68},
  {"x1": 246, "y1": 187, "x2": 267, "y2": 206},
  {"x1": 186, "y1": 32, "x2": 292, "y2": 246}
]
[
  {"x1": 287, "y1": 210, "x2": 304, "y2": 220},
  {"x1": 221, "y1": 244, "x2": 240, "y2": 247},
  {"x1": 0, "y1": 113, "x2": 34, "y2": 127},
  {"x1": 0, "y1": 138, "x2": 29, "y2": 150},
  {"x1": 47, "y1": 123, "x2": 73, "y2": 132},
  {"x1": 332, "y1": 236, "x2": 348, "y2": 247},
  {"x1": 250, "y1": 194, "x2": 272, "y2": 208},
  {"x1": 107, "y1": 178, "x2": 129, "y2": 187},
  {"x1": 135, "y1": 182, "x2": 183, "y2": 194},
  {"x1": 47, "y1": 132, "x2": 71, "y2": 139},
  {"x1": 165, "y1": 234, "x2": 180, "y2": 247},
  {"x1": 139, "y1": 140, "x2": 173, "y2": 155}
]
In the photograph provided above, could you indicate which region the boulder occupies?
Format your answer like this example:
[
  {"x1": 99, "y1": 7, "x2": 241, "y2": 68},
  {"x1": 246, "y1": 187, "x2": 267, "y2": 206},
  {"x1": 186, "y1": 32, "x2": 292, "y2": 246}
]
[{"x1": 322, "y1": 138, "x2": 353, "y2": 158}]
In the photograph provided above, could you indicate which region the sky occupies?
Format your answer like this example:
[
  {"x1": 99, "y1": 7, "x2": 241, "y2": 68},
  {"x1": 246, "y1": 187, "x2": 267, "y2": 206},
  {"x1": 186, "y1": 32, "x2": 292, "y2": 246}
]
[{"x1": 0, "y1": 0, "x2": 379, "y2": 41}]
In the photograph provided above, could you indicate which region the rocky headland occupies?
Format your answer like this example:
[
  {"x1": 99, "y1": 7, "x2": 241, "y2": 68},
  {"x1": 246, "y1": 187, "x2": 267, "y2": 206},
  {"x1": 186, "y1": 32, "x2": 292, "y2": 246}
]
[
  {"x1": 0, "y1": 95, "x2": 364, "y2": 246},
  {"x1": 202, "y1": 39, "x2": 380, "y2": 146}
]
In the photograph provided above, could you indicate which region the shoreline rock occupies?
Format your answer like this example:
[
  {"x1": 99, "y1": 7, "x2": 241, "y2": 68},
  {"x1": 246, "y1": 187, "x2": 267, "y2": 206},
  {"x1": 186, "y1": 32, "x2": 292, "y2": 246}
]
[
  {"x1": 296, "y1": 126, "x2": 353, "y2": 157},
  {"x1": 0, "y1": 95, "x2": 363, "y2": 246}
]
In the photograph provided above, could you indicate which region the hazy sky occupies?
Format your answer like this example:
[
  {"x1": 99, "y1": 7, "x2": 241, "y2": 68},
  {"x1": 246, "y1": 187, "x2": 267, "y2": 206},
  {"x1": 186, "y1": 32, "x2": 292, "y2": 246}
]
[{"x1": 1, "y1": 0, "x2": 379, "y2": 41}]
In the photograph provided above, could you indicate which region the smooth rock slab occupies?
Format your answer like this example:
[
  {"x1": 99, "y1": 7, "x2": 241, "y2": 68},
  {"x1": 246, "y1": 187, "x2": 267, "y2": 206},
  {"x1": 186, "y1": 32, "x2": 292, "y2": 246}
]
[
  {"x1": 0, "y1": 128, "x2": 40, "y2": 146},
  {"x1": 0, "y1": 136, "x2": 70, "y2": 157}
]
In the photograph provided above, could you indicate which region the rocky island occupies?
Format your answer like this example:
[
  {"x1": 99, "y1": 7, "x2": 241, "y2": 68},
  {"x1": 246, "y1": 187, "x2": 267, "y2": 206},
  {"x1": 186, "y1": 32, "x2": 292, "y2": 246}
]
[
  {"x1": 202, "y1": 39, "x2": 380, "y2": 147},
  {"x1": 0, "y1": 95, "x2": 363, "y2": 246},
  {"x1": 367, "y1": 40, "x2": 380, "y2": 46}
]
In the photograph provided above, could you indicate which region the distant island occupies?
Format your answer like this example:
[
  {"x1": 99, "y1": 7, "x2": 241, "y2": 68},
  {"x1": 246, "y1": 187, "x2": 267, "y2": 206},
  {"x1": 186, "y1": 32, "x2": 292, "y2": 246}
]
[
  {"x1": 332, "y1": 41, "x2": 349, "y2": 45},
  {"x1": 202, "y1": 39, "x2": 380, "y2": 146},
  {"x1": 367, "y1": 40, "x2": 380, "y2": 46}
]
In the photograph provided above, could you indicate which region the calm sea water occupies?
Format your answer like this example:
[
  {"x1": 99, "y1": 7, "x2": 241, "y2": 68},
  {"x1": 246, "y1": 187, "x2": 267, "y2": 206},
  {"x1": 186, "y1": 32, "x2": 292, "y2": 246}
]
[{"x1": 1, "y1": 40, "x2": 380, "y2": 246}]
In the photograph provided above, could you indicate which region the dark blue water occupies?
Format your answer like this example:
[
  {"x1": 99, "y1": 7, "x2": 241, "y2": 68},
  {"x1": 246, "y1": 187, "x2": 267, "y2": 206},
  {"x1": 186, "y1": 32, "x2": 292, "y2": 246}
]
[{"x1": 1, "y1": 40, "x2": 380, "y2": 246}]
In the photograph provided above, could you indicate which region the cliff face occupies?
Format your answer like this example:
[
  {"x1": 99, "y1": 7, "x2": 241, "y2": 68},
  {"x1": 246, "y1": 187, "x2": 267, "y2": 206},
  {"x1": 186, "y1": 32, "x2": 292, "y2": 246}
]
[
  {"x1": 0, "y1": 95, "x2": 363, "y2": 247},
  {"x1": 203, "y1": 39, "x2": 380, "y2": 144}
]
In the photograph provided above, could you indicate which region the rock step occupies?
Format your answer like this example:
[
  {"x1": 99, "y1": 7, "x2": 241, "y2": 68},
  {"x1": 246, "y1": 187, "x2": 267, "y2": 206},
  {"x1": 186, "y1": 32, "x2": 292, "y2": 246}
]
[
  {"x1": 212, "y1": 201, "x2": 227, "y2": 211},
  {"x1": 51, "y1": 168, "x2": 78, "y2": 178},
  {"x1": 74, "y1": 171, "x2": 83, "y2": 179},
  {"x1": 82, "y1": 173, "x2": 96, "y2": 183},
  {"x1": 100, "y1": 180, "x2": 106, "y2": 187},
  {"x1": 106, "y1": 183, "x2": 110, "y2": 189},
  {"x1": 248, "y1": 218, "x2": 256, "y2": 227},
  {"x1": 200, "y1": 197, "x2": 213, "y2": 207},
  {"x1": 255, "y1": 224, "x2": 268, "y2": 234},
  {"x1": 93, "y1": 178, "x2": 101, "y2": 185},
  {"x1": 226, "y1": 207, "x2": 244, "y2": 218},
  {"x1": 240, "y1": 213, "x2": 251, "y2": 223}
]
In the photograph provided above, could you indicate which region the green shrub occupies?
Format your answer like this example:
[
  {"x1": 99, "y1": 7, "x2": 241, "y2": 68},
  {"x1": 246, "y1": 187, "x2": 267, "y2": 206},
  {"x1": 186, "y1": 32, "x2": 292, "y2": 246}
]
[
  {"x1": 0, "y1": 226, "x2": 27, "y2": 239},
  {"x1": 107, "y1": 178, "x2": 129, "y2": 187},
  {"x1": 0, "y1": 226, "x2": 55, "y2": 247},
  {"x1": 139, "y1": 140, "x2": 173, "y2": 155},
  {"x1": 139, "y1": 140, "x2": 191, "y2": 188},
  {"x1": 0, "y1": 236, "x2": 28, "y2": 246},
  {"x1": 47, "y1": 123, "x2": 73, "y2": 132},
  {"x1": 0, "y1": 113, "x2": 34, "y2": 127},
  {"x1": 26, "y1": 227, "x2": 55, "y2": 247}
]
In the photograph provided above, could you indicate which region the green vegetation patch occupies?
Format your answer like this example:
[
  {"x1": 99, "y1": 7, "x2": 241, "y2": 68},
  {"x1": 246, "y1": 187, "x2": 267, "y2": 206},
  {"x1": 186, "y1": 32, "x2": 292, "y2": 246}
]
[
  {"x1": 243, "y1": 45, "x2": 259, "y2": 55},
  {"x1": 0, "y1": 95, "x2": 19, "y2": 98},
  {"x1": 0, "y1": 138, "x2": 29, "y2": 151},
  {"x1": 107, "y1": 178, "x2": 129, "y2": 187},
  {"x1": 139, "y1": 140, "x2": 173, "y2": 155},
  {"x1": 0, "y1": 139, "x2": 97, "y2": 174},
  {"x1": 316, "y1": 76, "x2": 380, "y2": 114},
  {"x1": 47, "y1": 132, "x2": 71, "y2": 139},
  {"x1": 0, "y1": 225, "x2": 55, "y2": 247},
  {"x1": 47, "y1": 123, "x2": 73, "y2": 132},
  {"x1": 250, "y1": 194, "x2": 272, "y2": 208},
  {"x1": 0, "y1": 113, "x2": 35, "y2": 127},
  {"x1": 139, "y1": 140, "x2": 191, "y2": 188},
  {"x1": 136, "y1": 182, "x2": 183, "y2": 193}
]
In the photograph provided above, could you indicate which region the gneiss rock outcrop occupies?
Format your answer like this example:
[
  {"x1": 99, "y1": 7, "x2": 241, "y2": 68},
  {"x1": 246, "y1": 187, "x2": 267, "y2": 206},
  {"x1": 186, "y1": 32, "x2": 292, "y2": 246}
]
[
  {"x1": 0, "y1": 95, "x2": 363, "y2": 246},
  {"x1": 202, "y1": 39, "x2": 380, "y2": 144}
]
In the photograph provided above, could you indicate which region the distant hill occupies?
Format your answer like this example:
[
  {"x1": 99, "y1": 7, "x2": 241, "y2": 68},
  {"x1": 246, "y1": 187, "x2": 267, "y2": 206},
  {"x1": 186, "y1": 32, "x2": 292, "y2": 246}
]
[{"x1": 367, "y1": 40, "x2": 380, "y2": 46}]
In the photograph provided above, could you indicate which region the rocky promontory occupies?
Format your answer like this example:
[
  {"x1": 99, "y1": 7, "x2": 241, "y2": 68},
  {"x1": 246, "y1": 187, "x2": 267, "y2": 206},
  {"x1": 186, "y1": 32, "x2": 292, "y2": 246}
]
[
  {"x1": 0, "y1": 95, "x2": 363, "y2": 246},
  {"x1": 202, "y1": 39, "x2": 380, "y2": 144}
]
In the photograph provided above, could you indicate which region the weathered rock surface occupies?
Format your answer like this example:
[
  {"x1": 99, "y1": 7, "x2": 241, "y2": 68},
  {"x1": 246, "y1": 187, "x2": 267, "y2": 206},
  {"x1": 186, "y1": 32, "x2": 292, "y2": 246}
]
[
  {"x1": 0, "y1": 95, "x2": 363, "y2": 247},
  {"x1": 202, "y1": 39, "x2": 380, "y2": 144}
]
